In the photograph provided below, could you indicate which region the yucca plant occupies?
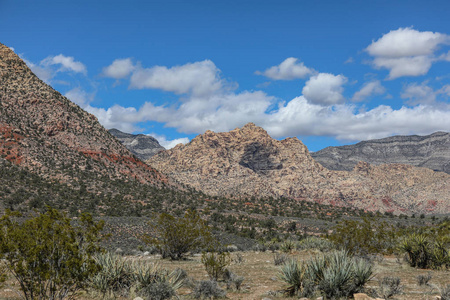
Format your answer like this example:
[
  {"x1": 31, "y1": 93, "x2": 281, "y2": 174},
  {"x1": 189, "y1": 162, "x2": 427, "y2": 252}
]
[
  {"x1": 278, "y1": 258, "x2": 310, "y2": 296},
  {"x1": 279, "y1": 239, "x2": 296, "y2": 253},
  {"x1": 279, "y1": 250, "x2": 374, "y2": 299},
  {"x1": 90, "y1": 252, "x2": 135, "y2": 298},
  {"x1": 297, "y1": 236, "x2": 335, "y2": 252}
]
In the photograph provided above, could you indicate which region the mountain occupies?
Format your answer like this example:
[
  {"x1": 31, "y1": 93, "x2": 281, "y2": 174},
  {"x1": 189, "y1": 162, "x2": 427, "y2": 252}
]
[
  {"x1": 108, "y1": 129, "x2": 164, "y2": 161},
  {"x1": 148, "y1": 123, "x2": 450, "y2": 215},
  {"x1": 311, "y1": 132, "x2": 450, "y2": 174},
  {"x1": 0, "y1": 43, "x2": 192, "y2": 215}
]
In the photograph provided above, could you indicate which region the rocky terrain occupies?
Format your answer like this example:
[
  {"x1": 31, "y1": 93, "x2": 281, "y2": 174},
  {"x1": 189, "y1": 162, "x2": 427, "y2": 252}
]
[
  {"x1": 149, "y1": 123, "x2": 450, "y2": 215},
  {"x1": 312, "y1": 132, "x2": 450, "y2": 174},
  {"x1": 109, "y1": 128, "x2": 164, "y2": 161},
  {"x1": 0, "y1": 43, "x2": 193, "y2": 215}
]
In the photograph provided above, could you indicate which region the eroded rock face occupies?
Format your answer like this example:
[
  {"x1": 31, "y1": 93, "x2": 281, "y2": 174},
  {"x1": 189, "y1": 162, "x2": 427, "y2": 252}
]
[
  {"x1": 312, "y1": 132, "x2": 450, "y2": 174},
  {"x1": 0, "y1": 43, "x2": 168, "y2": 187},
  {"x1": 148, "y1": 123, "x2": 450, "y2": 215},
  {"x1": 109, "y1": 129, "x2": 164, "y2": 161}
]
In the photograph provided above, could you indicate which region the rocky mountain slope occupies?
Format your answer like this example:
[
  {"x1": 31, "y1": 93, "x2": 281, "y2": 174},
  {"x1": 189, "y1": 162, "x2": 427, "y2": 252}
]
[
  {"x1": 0, "y1": 43, "x2": 193, "y2": 215},
  {"x1": 148, "y1": 123, "x2": 450, "y2": 215},
  {"x1": 109, "y1": 129, "x2": 164, "y2": 161},
  {"x1": 312, "y1": 132, "x2": 450, "y2": 174}
]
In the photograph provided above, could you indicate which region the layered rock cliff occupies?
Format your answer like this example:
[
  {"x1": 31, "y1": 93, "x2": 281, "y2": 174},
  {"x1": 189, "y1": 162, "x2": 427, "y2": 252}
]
[
  {"x1": 109, "y1": 129, "x2": 164, "y2": 161},
  {"x1": 312, "y1": 132, "x2": 450, "y2": 174},
  {"x1": 148, "y1": 123, "x2": 450, "y2": 214}
]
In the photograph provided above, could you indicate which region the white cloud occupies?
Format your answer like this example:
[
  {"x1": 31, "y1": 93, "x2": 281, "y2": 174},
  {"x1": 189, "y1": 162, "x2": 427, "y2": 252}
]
[
  {"x1": 302, "y1": 73, "x2": 347, "y2": 105},
  {"x1": 102, "y1": 58, "x2": 135, "y2": 79},
  {"x1": 42, "y1": 54, "x2": 87, "y2": 74},
  {"x1": 65, "y1": 88, "x2": 94, "y2": 108},
  {"x1": 264, "y1": 97, "x2": 450, "y2": 141},
  {"x1": 366, "y1": 27, "x2": 450, "y2": 79},
  {"x1": 352, "y1": 80, "x2": 386, "y2": 102},
  {"x1": 255, "y1": 57, "x2": 315, "y2": 80},
  {"x1": 129, "y1": 60, "x2": 227, "y2": 97},
  {"x1": 21, "y1": 54, "x2": 87, "y2": 82},
  {"x1": 22, "y1": 58, "x2": 53, "y2": 83},
  {"x1": 84, "y1": 57, "x2": 450, "y2": 145},
  {"x1": 149, "y1": 133, "x2": 189, "y2": 149},
  {"x1": 401, "y1": 82, "x2": 436, "y2": 105}
]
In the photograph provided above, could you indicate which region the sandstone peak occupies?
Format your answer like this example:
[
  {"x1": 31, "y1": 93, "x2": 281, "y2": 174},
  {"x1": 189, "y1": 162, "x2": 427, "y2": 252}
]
[{"x1": 148, "y1": 124, "x2": 450, "y2": 215}]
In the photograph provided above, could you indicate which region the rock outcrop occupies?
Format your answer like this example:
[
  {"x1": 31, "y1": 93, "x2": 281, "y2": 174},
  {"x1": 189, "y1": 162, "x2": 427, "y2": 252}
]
[
  {"x1": 0, "y1": 43, "x2": 169, "y2": 189},
  {"x1": 148, "y1": 123, "x2": 450, "y2": 215},
  {"x1": 109, "y1": 129, "x2": 164, "y2": 161},
  {"x1": 312, "y1": 132, "x2": 450, "y2": 174}
]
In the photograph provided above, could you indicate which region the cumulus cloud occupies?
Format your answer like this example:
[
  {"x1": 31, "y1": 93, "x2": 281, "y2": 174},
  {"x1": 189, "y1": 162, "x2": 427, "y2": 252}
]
[
  {"x1": 86, "y1": 57, "x2": 450, "y2": 145},
  {"x1": 102, "y1": 58, "x2": 135, "y2": 79},
  {"x1": 129, "y1": 60, "x2": 227, "y2": 97},
  {"x1": 65, "y1": 87, "x2": 94, "y2": 108},
  {"x1": 22, "y1": 54, "x2": 87, "y2": 82},
  {"x1": 302, "y1": 73, "x2": 347, "y2": 105},
  {"x1": 366, "y1": 27, "x2": 450, "y2": 79},
  {"x1": 149, "y1": 133, "x2": 189, "y2": 149},
  {"x1": 264, "y1": 97, "x2": 450, "y2": 141},
  {"x1": 41, "y1": 54, "x2": 87, "y2": 74},
  {"x1": 352, "y1": 80, "x2": 386, "y2": 102},
  {"x1": 401, "y1": 82, "x2": 436, "y2": 105},
  {"x1": 255, "y1": 57, "x2": 315, "y2": 80}
]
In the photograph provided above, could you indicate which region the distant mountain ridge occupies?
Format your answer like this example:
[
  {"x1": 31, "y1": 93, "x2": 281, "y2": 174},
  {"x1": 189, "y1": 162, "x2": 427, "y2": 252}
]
[
  {"x1": 109, "y1": 129, "x2": 164, "y2": 161},
  {"x1": 312, "y1": 132, "x2": 450, "y2": 174},
  {"x1": 148, "y1": 123, "x2": 450, "y2": 215}
]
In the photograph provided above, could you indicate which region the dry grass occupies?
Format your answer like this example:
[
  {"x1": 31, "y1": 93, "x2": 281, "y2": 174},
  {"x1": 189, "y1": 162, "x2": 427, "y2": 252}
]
[{"x1": 0, "y1": 251, "x2": 448, "y2": 299}]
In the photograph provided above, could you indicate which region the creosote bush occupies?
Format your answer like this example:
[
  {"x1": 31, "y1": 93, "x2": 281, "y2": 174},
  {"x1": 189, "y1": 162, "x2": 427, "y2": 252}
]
[
  {"x1": 279, "y1": 250, "x2": 374, "y2": 299},
  {"x1": 0, "y1": 208, "x2": 103, "y2": 300},
  {"x1": 193, "y1": 280, "x2": 226, "y2": 299},
  {"x1": 201, "y1": 251, "x2": 231, "y2": 281},
  {"x1": 143, "y1": 209, "x2": 214, "y2": 260},
  {"x1": 379, "y1": 276, "x2": 402, "y2": 299}
]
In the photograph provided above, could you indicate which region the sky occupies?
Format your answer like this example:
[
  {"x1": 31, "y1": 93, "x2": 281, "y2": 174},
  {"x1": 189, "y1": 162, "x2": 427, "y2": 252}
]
[{"x1": 1, "y1": 0, "x2": 450, "y2": 151}]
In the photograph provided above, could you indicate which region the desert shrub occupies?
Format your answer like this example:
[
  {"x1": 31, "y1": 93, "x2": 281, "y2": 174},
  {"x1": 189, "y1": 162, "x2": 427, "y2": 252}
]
[
  {"x1": 223, "y1": 270, "x2": 244, "y2": 291},
  {"x1": 279, "y1": 250, "x2": 373, "y2": 298},
  {"x1": 90, "y1": 252, "x2": 135, "y2": 298},
  {"x1": 0, "y1": 208, "x2": 103, "y2": 300},
  {"x1": 416, "y1": 272, "x2": 432, "y2": 286},
  {"x1": 399, "y1": 233, "x2": 449, "y2": 269},
  {"x1": 273, "y1": 253, "x2": 289, "y2": 266},
  {"x1": 232, "y1": 253, "x2": 245, "y2": 264},
  {"x1": 378, "y1": 276, "x2": 402, "y2": 299},
  {"x1": 279, "y1": 239, "x2": 296, "y2": 253},
  {"x1": 143, "y1": 210, "x2": 215, "y2": 260},
  {"x1": 439, "y1": 284, "x2": 450, "y2": 300},
  {"x1": 134, "y1": 266, "x2": 185, "y2": 300},
  {"x1": 297, "y1": 236, "x2": 335, "y2": 252},
  {"x1": 201, "y1": 251, "x2": 231, "y2": 281},
  {"x1": 329, "y1": 217, "x2": 397, "y2": 255},
  {"x1": 193, "y1": 280, "x2": 226, "y2": 299}
]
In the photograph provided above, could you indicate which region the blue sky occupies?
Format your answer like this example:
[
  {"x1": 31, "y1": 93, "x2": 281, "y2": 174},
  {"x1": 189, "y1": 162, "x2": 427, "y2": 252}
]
[{"x1": 1, "y1": 0, "x2": 450, "y2": 151}]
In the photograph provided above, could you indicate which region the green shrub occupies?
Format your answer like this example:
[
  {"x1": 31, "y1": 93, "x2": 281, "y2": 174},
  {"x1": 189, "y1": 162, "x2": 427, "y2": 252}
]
[
  {"x1": 329, "y1": 217, "x2": 397, "y2": 255},
  {"x1": 297, "y1": 236, "x2": 335, "y2": 252},
  {"x1": 378, "y1": 276, "x2": 402, "y2": 299},
  {"x1": 279, "y1": 239, "x2": 296, "y2": 253},
  {"x1": 0, "y1": 208, "x2": 103, "y2": 300},
  {"x1": 223, "y1": 270, "x2": 244, "y2": 291},
  {"x1": 416, "y1": 273, "x2": 432, "y2": 286},
  {"x1": 279, "y1": 250, "x2": 374, "y2": 298},
  {"x1": 144, "y1": 210, "x2": 215, "y2": 260},
  {"x1": 193, "y1": 280, "x2": 226, "y2": 299},
  {"x1": 201, "y1": 251, "x2": 231, "y2": 281},
  {"x1": 399, "y1": 233, "x2": 449, "y2": 269}
]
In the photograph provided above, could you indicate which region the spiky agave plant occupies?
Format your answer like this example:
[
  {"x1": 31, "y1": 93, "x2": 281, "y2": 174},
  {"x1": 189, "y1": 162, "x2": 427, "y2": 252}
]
[{"x1": 279, "y1": 258, "x2": 311, "y2": 296}]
